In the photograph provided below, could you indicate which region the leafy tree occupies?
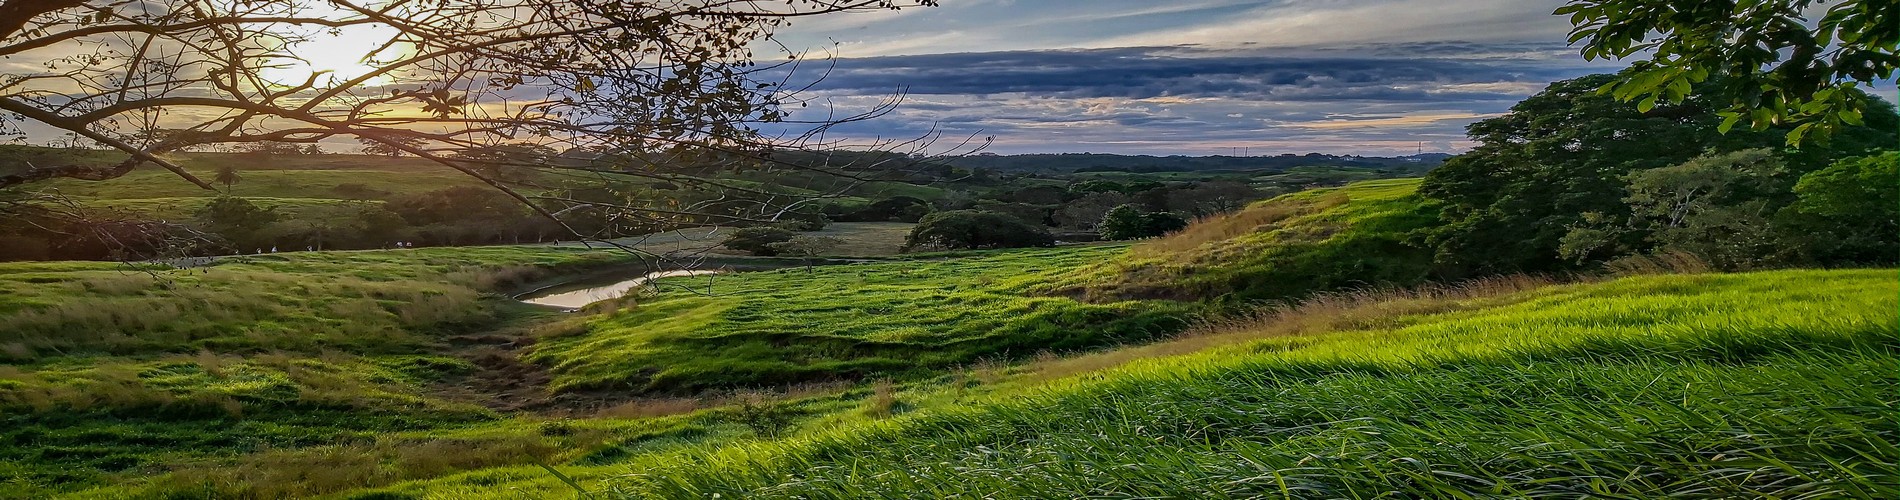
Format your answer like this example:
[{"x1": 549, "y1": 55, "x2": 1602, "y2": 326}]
[
  {"x1": 842, "y1": 196, "x2": 931, "y2": 222},
  {"x1": 386, "y1": 186, "x2": 543, "y2": 244},
  {"x1": 970, "y1": 200, "x2": 1053, "y2": 227},
  {"x1": 1068, "y1": 180, "x2": 1127, "y2": 195},
  {"x1": 352, "y1": 204, "x2": 411, "y2": 247},
  {"x1": 1559, "y1": 0, "x2": 1897, "y2": 144},
  {"x1": 1419, "y1": 72, "x2": 1896, "y2": 277},
  {"x1": 1052, "y1": 191, "x2": 1131, "y2": 230},
  {"x1": 1165, "y1": 181, "x2": 1260, "y2": 218},
  {"x1": 239, "y1": 141, "x2": 308, "y2": 156},
  {"x1": 768, "y1": 235, "x2": 846, "y2": 271},
  {"x1": 903, "y1": 210, "x2": 1054, "y2": 251},
  {"x1": 775, "y1": 211, "x2": 831, "y2": 232},
  {"x1": 387, "y1": 187, "x2": 526, "y2": 227},
  {"x1": 1140, "y1": 211, "x2": 1189, "y2": 237},
  {"x1": 213, "y1": 166, "x2": 241, "y2": 192},
  {"x1": 357, "y1": 135, "x2": 426, "y2": 157},
  {"x1": 1784, "y1": 151, "x2": 1900, "y2": 263},
  {"x1": 723, "y1": 227, "x2": 799, "y2": 256},
  {"x1": 196, "y1": 197, "x2": 278, "y2": 249},
  {"x1": 1098, "y1": 205, "x2": 1188, "y2": 241},
  {"x1": 1097, "y1": 205, "x2": 1147, "y2": 241},
  {"x1": 1561, "y1": 149, "x2": 1789, "y2": 269},
  {"x1": 1003, "y1": 185, "x2": 1070, "y2": 205}
]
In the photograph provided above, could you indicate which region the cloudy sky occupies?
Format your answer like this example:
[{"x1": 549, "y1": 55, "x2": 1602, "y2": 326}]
[{"x1": 754, "y1": 0, "x2": 1625, "y2": 155}]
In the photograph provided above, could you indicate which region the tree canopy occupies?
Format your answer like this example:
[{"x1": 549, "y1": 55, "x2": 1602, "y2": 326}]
[
  {"x1": 1419, "y1": 72, "x2": 1897, "y2": 276},
  {"x1": 904, "y1": 210, "x2": 1054, "y2": 252},
  {"x1": 1560, "y1": 0, "x2": 1898, "y2": 144}
]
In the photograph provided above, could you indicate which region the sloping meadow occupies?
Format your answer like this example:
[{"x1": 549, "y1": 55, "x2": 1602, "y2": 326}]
[
  {"x1": 0, "y1": 246, "x2": 632, "y2": 497},
  {"x1": 1058, "y1": 178, "x2": 1440, "y2": 306},
  {"x1": 529, "y1": 245, "x2": 1197, "y2": 394},
  {"x1": 580, "y1": 268, "x2": 1897, "y2": 498}
]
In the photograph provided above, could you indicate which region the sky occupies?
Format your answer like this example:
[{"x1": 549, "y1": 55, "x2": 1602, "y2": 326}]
[{"x1": 755, "y1": 0, "x2": 1627, "y2": 155}]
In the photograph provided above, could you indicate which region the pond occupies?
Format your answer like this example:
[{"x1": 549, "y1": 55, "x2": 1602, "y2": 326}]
[{"x1": 517, "y1": 269, "x2": 718, "y2": 309}]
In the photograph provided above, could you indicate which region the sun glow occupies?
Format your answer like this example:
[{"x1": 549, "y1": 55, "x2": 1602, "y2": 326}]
[{"x1": 258, "y1": 26, "x2": 405, "y2": 87}]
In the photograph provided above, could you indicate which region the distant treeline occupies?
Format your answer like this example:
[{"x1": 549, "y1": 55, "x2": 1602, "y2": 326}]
[{"x1": 940, "y1": 152, "x2": 1450, "y2": 173}]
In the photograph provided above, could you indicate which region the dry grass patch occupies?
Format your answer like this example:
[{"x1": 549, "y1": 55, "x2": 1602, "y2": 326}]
[{"x1": 1135, "y1": 192, "x2": 1346, "y2": 256}]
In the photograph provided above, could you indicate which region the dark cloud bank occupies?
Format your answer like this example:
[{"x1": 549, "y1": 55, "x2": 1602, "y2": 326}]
[{"x1": 768, "y1": 44, "x2": 1614, "y2": 154}]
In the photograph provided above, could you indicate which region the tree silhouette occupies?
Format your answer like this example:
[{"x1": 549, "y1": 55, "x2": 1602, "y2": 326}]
[
  {"x1": 214, "y1": 166, "x2": 241, "y2": 192},
  {"x1": 0, "y1": 0, "x2": 967, "y2": 255}
]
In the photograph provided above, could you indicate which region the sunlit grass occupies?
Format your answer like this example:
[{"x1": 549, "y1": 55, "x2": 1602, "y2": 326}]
[
  {"x1": 567, "y1": 269, "x2": 1899, "y2": 498},
  {"x1": 0, "y1": 246, "x2": 627, "y2": 360},
  {"x1": 530, "y1": 245, "x2": 1196, "y2": 394},
  {"x1": 1061, "y1": 178, "x2": 1438, "y2": 305}
]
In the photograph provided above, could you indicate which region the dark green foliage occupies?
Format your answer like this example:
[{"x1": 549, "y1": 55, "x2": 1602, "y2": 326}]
[
  {"x1": 386, "y1": 186, "x2": 525, "y2": 227},
  {"x1": 903, "y1": 210, "x2": 1054, "y2": 251},
  {"x1": 727, "y1": 398, "x2": 798, "y2": 438},
  {"x1": 1096, "y1": 205, "x2": 1186, "y2": 241},
  {"x1": 385, "y1": 186, "x2": 553, "y2": 246},
  {"x1": 773, "y1": 211, "x2": 829, "y2": 231},
  {"x1": 1560, "y1": 149, "x2": 1791, "y2": 268},
  {"x1": 968, "y1": 200, "x2": 1052, "y2": 227},
  {"x1": 1559, "y1": 0, "x2": 1898, "y2": 144},
  {"x1": 196, "y1": 196, "x2": 278, "y2": 249},
  {"x1": 213, "y1": 165, "x2": 241, "y2": 191},
  {"x1": 837, "y1": 196, "x2": 931, "y2": 223},
  {"x1": 721, "y1": 227, "x2": 797, "y2": 256},
  {"x1": 1785, "y1": 152, "x2": 1900, "y2": 263},
  {"x1": 1419, "y1": 72, "x2": 1897, "y2": 276}
]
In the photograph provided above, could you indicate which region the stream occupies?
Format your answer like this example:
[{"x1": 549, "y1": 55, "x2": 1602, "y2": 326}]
[{"x1": 517, "y1": 269, "x2": 718, "y2": 309}]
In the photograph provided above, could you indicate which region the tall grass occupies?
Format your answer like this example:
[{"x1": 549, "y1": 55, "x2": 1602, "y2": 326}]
[
  {"x1": 529, "y1": 246, "x2": 1194, "y2": 394},
  {"x1": 582, "y1": 269, "x2": 1898, "y2": 498},
  {"x1": 1058, "y1": 178, "x2": 1439, "y2": 305},
  {"x1": 0, "y1": 246, "x2": 625, "y2": 361},
  {"x1": 1135, "y1": 192, "x2": 1346, "y2": 255}
]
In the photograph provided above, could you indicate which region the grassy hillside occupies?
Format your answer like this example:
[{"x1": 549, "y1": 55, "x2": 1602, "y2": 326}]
[
  {"x1": 0, "y1": 246, "x2": 644, "y2": 497},
  {"x1": 1064, "y1": 178, "x2": 1438, "y2": 305},
  {"x1": 8, "y1": 173, "x2": 1893, "y2": 498},
  {"x1": 530, "y1": 245, "x2": 1193, "y2": 394},
  {"x1": 0, "y1": 247, "x2": 628, "y2": 361},
  {"x1": 393, "y1": 268, "x2": 1890, "y2": 498}
]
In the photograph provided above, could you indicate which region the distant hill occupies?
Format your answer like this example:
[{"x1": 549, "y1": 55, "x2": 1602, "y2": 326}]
[{"x1": 941, "y1": 152, "x2": 1449, "y2": 174}]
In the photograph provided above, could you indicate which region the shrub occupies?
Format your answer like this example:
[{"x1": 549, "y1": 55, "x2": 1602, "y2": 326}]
[
  {"x1": 1098, "y1": 205, "x2": 1186, "y2": 241},
  {"x1": 841, "y1": 196, "x2": 931, "y2": 222},
  {"x1": 728, "y1": 395, "x2": 798, "y2": 438},
  {"x1": 722, "y1": 227, "x2": 798, "y2": 256},
  {"x1": 903, "y1": 210, "x2": 1054, "y2": 252},
  {"x1": 774, "y1": 211, "x2": 830, "y2": 231}
]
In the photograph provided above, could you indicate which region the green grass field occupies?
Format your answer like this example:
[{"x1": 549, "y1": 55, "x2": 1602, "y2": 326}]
[
  {"x1": 574, "y1": 221, "x2": 916, "y2": 257},
  {"x1": 530, "y1": 244, "x2": 1193, "y2": 394},
  {"x1": 5, "y1": 176, "x2": 1894, "y2": 498},
  {"x1": 337, "y1": 268, "x2": 1897, "y2": 499},
  {"x1": 1064, "y1": 178, "x2": 1437, "y2": 305}
]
